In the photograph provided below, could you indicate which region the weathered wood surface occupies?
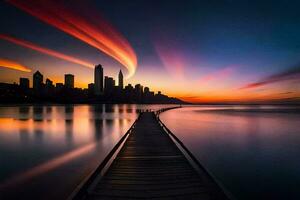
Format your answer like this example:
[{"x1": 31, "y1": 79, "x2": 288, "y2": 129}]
[{"x1": 77, "y1": 112, "x2": 229, "y2": 199}]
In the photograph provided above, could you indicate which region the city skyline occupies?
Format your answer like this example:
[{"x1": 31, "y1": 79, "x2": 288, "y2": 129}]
[
  {"x1": 0, "y1": 63, "x2": 182, "y2": 104},
  {"x1": 12, "y1": 66, "x2": 152, "y2": 92},
  {"x1": 0, "y1": 0, "x2": 300, "y2": 104}
]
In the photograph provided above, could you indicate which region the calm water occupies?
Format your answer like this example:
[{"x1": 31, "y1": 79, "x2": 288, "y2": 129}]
[
  {"x1": 0, "y1": 104, "x2": 174, "y2": 199},
  {"x1": 1, "y1": 105, "x2": 299, "y2": 199},
  {"x1": 160, "y1": 106, "x2": 300, "y2": 200}
]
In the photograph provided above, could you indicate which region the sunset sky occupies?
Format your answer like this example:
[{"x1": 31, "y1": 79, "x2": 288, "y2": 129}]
[{"x1": 0, "y1": 0, "x2": 300, "y2": 103}]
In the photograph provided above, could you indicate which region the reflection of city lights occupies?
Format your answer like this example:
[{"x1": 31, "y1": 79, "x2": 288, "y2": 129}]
[{"x1": 8, "y1": 0, "x2": 137, "y2": 78}]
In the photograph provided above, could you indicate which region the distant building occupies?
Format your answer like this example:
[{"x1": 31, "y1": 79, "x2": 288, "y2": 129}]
[
  {"x1": 118, "y1": 69, "x2": 123, "y2": 89},
  {"x1": 45, "y1": 78, "x2": 54, "y2": 95},
  {"x1": 19, "y1": 78, "x2": 29, "y2": 90},
  {"x1": 45, "y1": 78, "x2": 53, "y2": 87},
  {"x1": 124, "y1": 84, "x2": 134, "y2": 101},
  {"x1": 104, "y1": 76, "x2": 115, "y2": 95},
  {"x1": 64, "y1": 74, "x2": 74, "y2": 88},
  {"x1": 94, "y1": 64, "x2": 103, "y2": 95},
  {"x1": 88, "y1": 83, "x2": 94, "y2": 95},
  {"x1": 88, "y1": 83, "x2": 94, "y2": 90},
  {"x1": 33, "y1": 71, "x2": 43, "y2": 91},
  {"x1": 134, "y1": 84, "x2": 143, "y2": 102},
  {"x1": 125, "y1": 84, "x2": 133, "y2": 90},
  {"x1": 143, "y1": 87, "x2": 150, "y2": 102},
  {"x1": 149, "y1": 91, "x2": 155, "y2": 97},
  {"x1": 144, "y1": 87, "x2": 150, "y2": 93},
  {"x1": 56, "y1": 83, "x2": 64, "y2": 91},
  {"x1": 0, "y1": 65, "x2": 180, "y2": 103}
]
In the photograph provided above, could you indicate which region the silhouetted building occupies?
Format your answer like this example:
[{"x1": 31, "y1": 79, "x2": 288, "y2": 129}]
[
  {"x1": 143, "y1": 87, "x2": 150, "y2": 102},
  {"x1": 118, "y1": 69, "x2": 123, "y2": 89},
  {"x1": 19, "y1": 78, "x2": 29, "y2": 90},
  {"x1": 56, "y1": 83, "x2": 64, "y2": 91},
  {"x1": 144, "y1": 87, "x2": 150, "y2": 93},
  {"x1": 46, "y1": 78, "x2": 53, "y2": 87},
  {"x1": 88, "y1": 83, "x2": 94, "y2": 95},
  {"x1": 125, "y1": 84, "x2": 133, "y2": 91},
  {"x1": 124, "y1": 84, "x2": 134, "y2": 101},
  {"x1": 134, "y1": 84, "x2": 143, "y2": 102},
  {"x1": 0, "y1": 68, "x2": 184, "y2": 104},
  {"x1": 45, "y1": 78, "x2": 54, "y2": 95},
  {"x1": 104, "y1": 76, "x2": 115, "y2": 95},
  {"x1": 33, "y1": 71, "x2": 43, "y2": 92},
  {"x1": 94, "y1": 64, "x2": 103, "y2": 95},
  {"x1": 65, "y1": 74, "x2": 74, "y2": 88}
]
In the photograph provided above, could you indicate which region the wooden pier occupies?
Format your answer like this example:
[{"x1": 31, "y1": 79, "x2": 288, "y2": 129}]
[{"x1": 71, "y1": 108, "x2": 230, "y2": 199}]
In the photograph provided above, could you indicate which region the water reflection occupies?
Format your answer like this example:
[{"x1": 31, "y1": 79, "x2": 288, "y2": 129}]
[
  {"x1": 160, "y1": 106, "x2": 300, "y2": 200},
  {"x1": 126, "y1": 104, "x2": 134, "y2": 113},
  {"x1": 19, "y1": 129, "x2": 29, "y2": 144},
  {"x1": 65, "y1": 119, "x2": 73, "y2": 145},
  {"x1": 118, "y1": 104, "x2": 125, "y2": 113},
  {"x1": 64, "y1": 106, "x2": 74, "y2": 145},
  {"x1": 34, "y1": 129, "x2": 44, "y2": 144},
  {"x1": 94, "y1": 119, "x2": 103, "y2": 140},
  {"x1": 0, "y1": 142, "x2": 97, "y2": 189},
  {"x1": 105, "y1": 104, "x2": 114, "y2": 113},
  {"x1": 0, "y1": 104, "x2": 175, "y2": 199},
  {"x1": 46, "y1": 106, "x2": 52, "y2": 114},
  {"x1": 33, "y1": 106, "x2": 43, "y2": 122},
  {"x1": 18, "y1": 106, "x2": 30, "y2": 121},
  {"x1": 91, "y1": 104, "x2": 104, "y2": 114}
]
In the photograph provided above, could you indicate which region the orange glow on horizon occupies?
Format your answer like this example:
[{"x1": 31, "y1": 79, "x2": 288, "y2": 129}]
[
  {"x1": 0, "y1": 34, "x2": 94, "y2": 69},
  {"x1": 175, "y1": 89, "x2": 300, "y2": 104},
  {"x1": 0, "y1": 58, "x2": 31, "y2": 72},
  {"x1": 8, "y1": 0, "x2": 137, "y2": 78}
]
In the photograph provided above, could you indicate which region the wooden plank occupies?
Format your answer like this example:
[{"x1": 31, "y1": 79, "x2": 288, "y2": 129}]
[{"x1": 78, "y1": 112, "x2": 229, "y2": 199}]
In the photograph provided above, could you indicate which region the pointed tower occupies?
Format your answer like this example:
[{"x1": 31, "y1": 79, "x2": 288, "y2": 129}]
[{"x1": 118, "y1": 69, "x2": 123, "y2": 89}]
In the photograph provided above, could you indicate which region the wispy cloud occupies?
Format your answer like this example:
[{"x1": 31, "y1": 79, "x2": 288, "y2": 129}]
[
  {"x1": 239, "y1": 65, "x2": 300, "y2": 89},
  {"x1": 0, "y1": 58, "x2": 31, "y2": 72},
  {"x1": 153, "y1": 40, "x2": 186, "y2": 80},
  {"x1": 198, "y1": 66, "x2": 235, "y2": 85},
  {"x1": 7, "y1": 0, "x2": 137, "y2": 78},
  {"x1": 0, "y1": 34, "x2": 94, "y2": 69}
]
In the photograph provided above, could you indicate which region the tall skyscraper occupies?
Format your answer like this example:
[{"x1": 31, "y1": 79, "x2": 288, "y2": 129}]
[
  {"x1": 33, "y1": 71, "x2": 43, "y2": 91},
  {"x1": 94, "y1": 64, "x2": 103, "y2": 95},
  {"x1": 118, "y1": 69, "x2": 123, "y2": 89},
  {"x1": 65, "y1": 74, "x2": 74, "y2": 88},
  {"x1": 19, "y1": 78, "x2": 29, "y2": 90}
]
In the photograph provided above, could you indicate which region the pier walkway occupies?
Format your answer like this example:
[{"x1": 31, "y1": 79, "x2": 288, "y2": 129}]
[{"x1": 72, "y1": 108, "x2": 229, "y2": 199}]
